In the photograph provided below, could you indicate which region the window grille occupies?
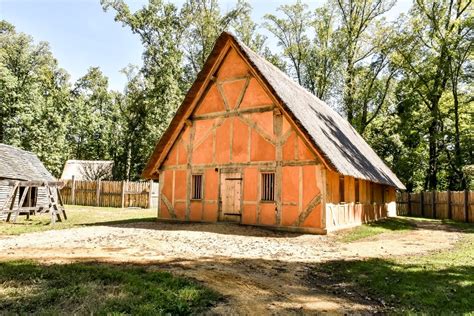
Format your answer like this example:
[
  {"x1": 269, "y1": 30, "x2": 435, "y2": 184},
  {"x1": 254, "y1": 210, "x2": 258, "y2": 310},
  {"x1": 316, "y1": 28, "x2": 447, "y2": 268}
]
[
  {"x1": 192, "y1": 175, "x2": 203, "y2": 200},
  {"x1": 261, "y1": 173, "x2": 275, "y2": 201}
]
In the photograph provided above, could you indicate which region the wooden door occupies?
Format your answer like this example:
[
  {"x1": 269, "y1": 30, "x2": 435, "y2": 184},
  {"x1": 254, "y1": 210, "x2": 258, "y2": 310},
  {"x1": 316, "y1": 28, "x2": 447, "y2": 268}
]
[{"x1": 220, "y1": 172, "x2": 242, "y2": 222}]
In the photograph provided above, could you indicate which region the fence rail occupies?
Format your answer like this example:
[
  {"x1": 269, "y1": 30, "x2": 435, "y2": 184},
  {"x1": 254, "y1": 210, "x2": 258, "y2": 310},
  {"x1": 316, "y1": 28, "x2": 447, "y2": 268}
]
[
  {"x1": 60, "y1": 179, "x2": 158, "y2": 209},
  {"x1": 396, "y1": 190, "x2": 473, "y2": 223}
]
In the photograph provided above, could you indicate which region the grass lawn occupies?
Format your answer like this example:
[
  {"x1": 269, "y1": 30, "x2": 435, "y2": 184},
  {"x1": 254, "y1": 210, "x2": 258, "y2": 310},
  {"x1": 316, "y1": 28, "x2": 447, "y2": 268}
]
[
  {"x1": 0, "y1": 260, "x2": 219, "y2": 315},
  {"x1": 312, "y1": 220, "x2": 474, "y2": 313},
  {"x1": 0, "y1": 205, "x2": 156, "y2": 235},
  {"x1": 337, "y1": 217, "x2": 417, "y2": 242}
]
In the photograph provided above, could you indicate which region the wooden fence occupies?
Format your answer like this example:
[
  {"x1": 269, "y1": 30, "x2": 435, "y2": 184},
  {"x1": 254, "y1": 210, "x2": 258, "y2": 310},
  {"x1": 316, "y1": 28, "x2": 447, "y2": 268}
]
[
  {"x1": 396, "y1": 190, "x2": 473, "y2": 223},
  {"x1": 60, "y1": 179, "x2": 159, "y2": 209}
]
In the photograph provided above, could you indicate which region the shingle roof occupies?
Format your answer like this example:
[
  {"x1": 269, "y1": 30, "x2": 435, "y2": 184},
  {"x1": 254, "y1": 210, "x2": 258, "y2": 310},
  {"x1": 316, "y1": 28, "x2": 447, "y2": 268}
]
[
  {"x1": 143, "y1": 32, "x2": 405, "y2": 189},
  {"x1": 0, "y1": 144, "x2": 55, "y2": 181}
]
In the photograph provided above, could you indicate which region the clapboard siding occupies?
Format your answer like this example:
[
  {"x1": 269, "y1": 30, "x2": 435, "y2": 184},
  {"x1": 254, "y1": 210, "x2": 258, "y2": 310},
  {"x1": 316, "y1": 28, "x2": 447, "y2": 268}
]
[{"x1": 0, "y1": 181, "x2": 55, "y2": 210}]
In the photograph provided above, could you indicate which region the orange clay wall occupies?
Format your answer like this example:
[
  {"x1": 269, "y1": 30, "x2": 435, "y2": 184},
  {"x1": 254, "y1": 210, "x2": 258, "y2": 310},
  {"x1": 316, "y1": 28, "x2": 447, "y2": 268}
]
[
  {"x1": 157, "y1": 45, "x2": 325, "y2": 232},
  {"x1": 325, "y1": 170, "x2": 397, "y2": 231}
]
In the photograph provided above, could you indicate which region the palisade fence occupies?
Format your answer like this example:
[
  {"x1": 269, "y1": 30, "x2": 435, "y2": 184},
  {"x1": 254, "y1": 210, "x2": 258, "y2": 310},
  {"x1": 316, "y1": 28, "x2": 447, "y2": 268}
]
[
  {"x1": 396, "y1": 190, "x2": 473, "y2": 223},
  {"x1": 60, "y1": 178, "x2": 159, "y2": 209}
]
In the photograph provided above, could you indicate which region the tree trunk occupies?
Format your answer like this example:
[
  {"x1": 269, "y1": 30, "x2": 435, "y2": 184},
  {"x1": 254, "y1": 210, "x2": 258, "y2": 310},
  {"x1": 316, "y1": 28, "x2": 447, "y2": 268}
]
[
  {"x1": 427, "y1": 109, "x2": 439, "y2": 190},
  {"x1": 452, "y1": 85, "x2": 464, "y2": 189},
  {"x1": 344, "y1": 55, "x2": 355, "y2": 124}
]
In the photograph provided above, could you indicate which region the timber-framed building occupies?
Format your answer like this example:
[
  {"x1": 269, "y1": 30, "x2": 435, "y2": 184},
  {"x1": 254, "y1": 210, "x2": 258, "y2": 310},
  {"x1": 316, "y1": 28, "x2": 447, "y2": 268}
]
[{"x1": 143, "y1": 32, "x2": 405, "y2": 234}]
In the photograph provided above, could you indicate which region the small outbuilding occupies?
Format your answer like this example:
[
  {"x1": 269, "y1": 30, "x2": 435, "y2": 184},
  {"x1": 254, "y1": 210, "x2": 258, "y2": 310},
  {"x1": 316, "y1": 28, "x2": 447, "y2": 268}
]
[
  {"x1": 61, "y1": 160, "x2": 114, "y2": 181},
  {"x1": 0, "y1": 143, "x2": 66, "y2": 222},
  {"x1": 143, "y1": 32, "x2": 405, "y2": 234}
]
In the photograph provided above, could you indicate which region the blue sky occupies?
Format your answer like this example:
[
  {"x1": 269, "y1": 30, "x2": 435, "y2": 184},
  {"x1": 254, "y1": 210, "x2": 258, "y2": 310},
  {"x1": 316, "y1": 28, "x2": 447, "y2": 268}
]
[{"x1": 1, "y1": 0, "x2": 411, "y2": 91}]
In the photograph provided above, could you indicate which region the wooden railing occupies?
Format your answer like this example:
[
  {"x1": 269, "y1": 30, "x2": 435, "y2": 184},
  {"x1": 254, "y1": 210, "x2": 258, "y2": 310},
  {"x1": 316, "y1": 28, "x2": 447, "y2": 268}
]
[
  {"x1": 396, "y1": 190, "x2": 473, "y2": 223},
  {"x1": 60, "y1": 179, "x2": 159, "y2": 209}
]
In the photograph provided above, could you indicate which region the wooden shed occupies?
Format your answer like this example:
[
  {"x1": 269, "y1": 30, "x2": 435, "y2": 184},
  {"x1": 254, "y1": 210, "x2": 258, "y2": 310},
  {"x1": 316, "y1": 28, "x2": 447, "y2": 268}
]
[
  {"x1": 143, "y1": 32, "x2": 405, "y2": 234},
  {"x1": 0, "y1": 143, "x2": 64, "y2": 221}
]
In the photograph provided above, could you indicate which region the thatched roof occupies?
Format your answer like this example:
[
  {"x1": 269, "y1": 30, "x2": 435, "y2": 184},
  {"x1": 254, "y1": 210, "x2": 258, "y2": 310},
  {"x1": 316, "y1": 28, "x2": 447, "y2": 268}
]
[
  {"x1": 60, "y1": 160, "x2": 113, "y2": 180},
  {"x1": 0, "y1": 144, "x2": 55, "y2": 181},
  {"x1": 143, "y1": 32, "x2": 405, "y2": 190}
]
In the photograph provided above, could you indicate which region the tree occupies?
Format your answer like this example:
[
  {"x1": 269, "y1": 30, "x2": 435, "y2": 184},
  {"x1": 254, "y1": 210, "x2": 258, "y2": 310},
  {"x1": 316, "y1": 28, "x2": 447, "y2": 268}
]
[
  {"x1": 102, "y1": 0, "x2": 186, "y2": 179},
  {"x1": 69, "y1": 67, "x2": 119, "y2": 162},
  {"x1": 303, "y1": 5, "x2": 342, "y2": 100},
  {"x1": 180, "y1": 0, "x2": 250, "y2": 82},
  {"x1": 335, "y1": 0, "x2": 395, "y2": 125},
  {"x1": 0, "y1": 20, "x2": 71, "y2": 176},
  {"x1": 263, "y1": 0, "x2": 311, "y2": 85},
  {"x1": 390, "y1": 0, "x2": 472, "y2": 190}
]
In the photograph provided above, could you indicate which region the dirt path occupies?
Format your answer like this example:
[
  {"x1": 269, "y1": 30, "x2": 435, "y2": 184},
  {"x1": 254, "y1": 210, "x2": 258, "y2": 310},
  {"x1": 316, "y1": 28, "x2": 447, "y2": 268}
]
[{"x1": 0, "y1": 220, "x2": 462, "y2": 314}]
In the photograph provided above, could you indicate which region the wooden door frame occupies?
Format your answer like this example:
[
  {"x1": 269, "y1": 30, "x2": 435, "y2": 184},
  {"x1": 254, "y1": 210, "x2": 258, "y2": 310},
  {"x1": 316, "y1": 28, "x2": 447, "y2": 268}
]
[{"x1": 218, "y1": 168, "x2": 243, "y2": 222}]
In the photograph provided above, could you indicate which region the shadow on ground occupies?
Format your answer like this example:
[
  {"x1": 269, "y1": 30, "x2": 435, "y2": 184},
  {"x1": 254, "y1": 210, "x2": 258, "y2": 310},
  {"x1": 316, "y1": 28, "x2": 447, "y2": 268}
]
[
  {"x1": 1, "y1": 253, "x2": 472, "y2": 315},
  {"x1": 308, "y1": 257, "x2": 474, "y2": 314}
]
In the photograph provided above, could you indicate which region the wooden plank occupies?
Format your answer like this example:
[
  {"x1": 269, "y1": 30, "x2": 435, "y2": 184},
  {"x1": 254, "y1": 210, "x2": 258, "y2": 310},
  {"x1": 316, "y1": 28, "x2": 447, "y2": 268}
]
[
  {"x1": 465, "y1": 189, "x2": 469, "y2": 223},
  {"x1": 71, "y1": 176, "x2": 76, "y2": 204},
  {"x1": 121, "y1": 181, "x2": 126, "y2": 208},
  {"x1": 96, "y1": 179, "x2": 101, "y2": 206}
]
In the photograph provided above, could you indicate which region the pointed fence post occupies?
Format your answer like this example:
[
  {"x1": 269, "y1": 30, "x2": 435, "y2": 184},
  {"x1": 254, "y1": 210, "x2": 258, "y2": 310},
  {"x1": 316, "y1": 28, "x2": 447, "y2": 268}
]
[
  {"x1": 407, "y1": 192, "x2": 412, "y2": 217},
  {"x1": 121, "y1": 180, "x2": 126, "y2": 209},
  {"x1": 71, "y1": 176, "x2": 76, "y2": 205},
  {"x1": 432, "y1": 190, "x2": 436, "y2": 219},
  {"x1": 465, "y1": 189, "x2": 469, "y2": 223},
  {"x1": 420, "y1": 191, "x2": 425, "y2": 217},
  {"x1": 96, "y1": 179, "x2": 101, "y2": 207},
  {"x1": 148, "y1": 180, "x2": 153, "y2": 209},
  {"x1": 447, "y1": 190, "x2": 452, "y2": 220}
]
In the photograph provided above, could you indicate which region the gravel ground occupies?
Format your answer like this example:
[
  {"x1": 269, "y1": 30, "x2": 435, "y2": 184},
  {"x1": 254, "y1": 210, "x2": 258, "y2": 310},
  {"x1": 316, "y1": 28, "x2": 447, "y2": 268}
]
[{"x1": 0, "y1": 220, "x2": 462, "y2": 314}]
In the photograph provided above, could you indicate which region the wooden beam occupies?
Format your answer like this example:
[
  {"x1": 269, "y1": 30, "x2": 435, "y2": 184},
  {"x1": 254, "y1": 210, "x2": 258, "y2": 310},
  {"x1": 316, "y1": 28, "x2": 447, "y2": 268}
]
[
  {"x1": 186, "y1": 121, "x2": 196, "y2": 220},
  {"x1": 235, "y1": 75, "x2": 251, "y2": 110},
  {"x1": 295, "y1": 194, "x2": 322, "y2": 226},
  {"x1": 161, "y1": 194, "x2": 177, "y2": 219},
  {"x1": 274, "y1": 108, "x2": 283, "y2": 225},
  {"x1": 192, "y1": 105, "x2": 274, "y2": 121},
  {"x1": 160, "y1": 160, "x2": 320, "y2": 171},
  {"x1": 237, "y1": 113, "x2": 276, "y2": 145},
  {"x1": 5, "y1": 180, "x2": 64, "y2": 187}
]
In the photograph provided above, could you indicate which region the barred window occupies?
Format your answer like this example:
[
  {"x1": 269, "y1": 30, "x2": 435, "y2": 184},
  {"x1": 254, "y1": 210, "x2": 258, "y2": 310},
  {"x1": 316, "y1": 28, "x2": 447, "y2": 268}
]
[
  {"x1": 192, "y1": 175, "x2": 203, "y2": 200},
  {"x1": 261, "y1": 173, "x2": 275, "y2": 201}
]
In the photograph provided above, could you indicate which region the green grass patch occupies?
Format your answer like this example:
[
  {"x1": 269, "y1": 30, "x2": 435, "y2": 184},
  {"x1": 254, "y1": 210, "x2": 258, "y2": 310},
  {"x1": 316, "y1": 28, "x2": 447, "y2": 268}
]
[
  {"x1": 338, "y1": 217, "x2": 417, "y2": 242},
  {"x1": 312, "y1": 224, "x2": 474, "y2": 313},
  {"x1": 0, "y1": 205, "x2": 156, "y2": 236},
  {"x1": 0, "y1": 260, "x2": 219, "y2": 315}
]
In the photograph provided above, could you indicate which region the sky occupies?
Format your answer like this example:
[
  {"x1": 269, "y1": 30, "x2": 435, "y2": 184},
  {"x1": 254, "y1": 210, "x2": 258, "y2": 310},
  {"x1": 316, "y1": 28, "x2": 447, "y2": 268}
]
[{"x1": 1, "y1": 0, "x2": 412, "y2": 91}]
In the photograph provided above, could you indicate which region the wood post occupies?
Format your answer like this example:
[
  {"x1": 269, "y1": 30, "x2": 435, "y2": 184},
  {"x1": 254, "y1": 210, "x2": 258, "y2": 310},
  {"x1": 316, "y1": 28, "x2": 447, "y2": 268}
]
[
  {"x1": 432, "y1": 190, "x2": 436, "y2": 219},
  {"x1": 121, "y1": 180, "x2": 126, "y2": 209},
  {"x1": 148, "y1": 180, "x2": 153, "y2": 209},
  {"x1": 96, "y1": 179, "x2": 101, "y2": 206},
  {"x1": 447, "y1": 189, "x2": 452, "y2": 220},
  {"x1": 71, "y1": 175, "x2": 76, "y2": 205},
  {"x1": 420, "y1": 191, "x2": 424, "y2": 217},
  {"x1": 408, "y1": 192, "x2": 412, "y2": 216},
  {"x1": 465, "y1": 189, "x2": 469, "y2": 223}
]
